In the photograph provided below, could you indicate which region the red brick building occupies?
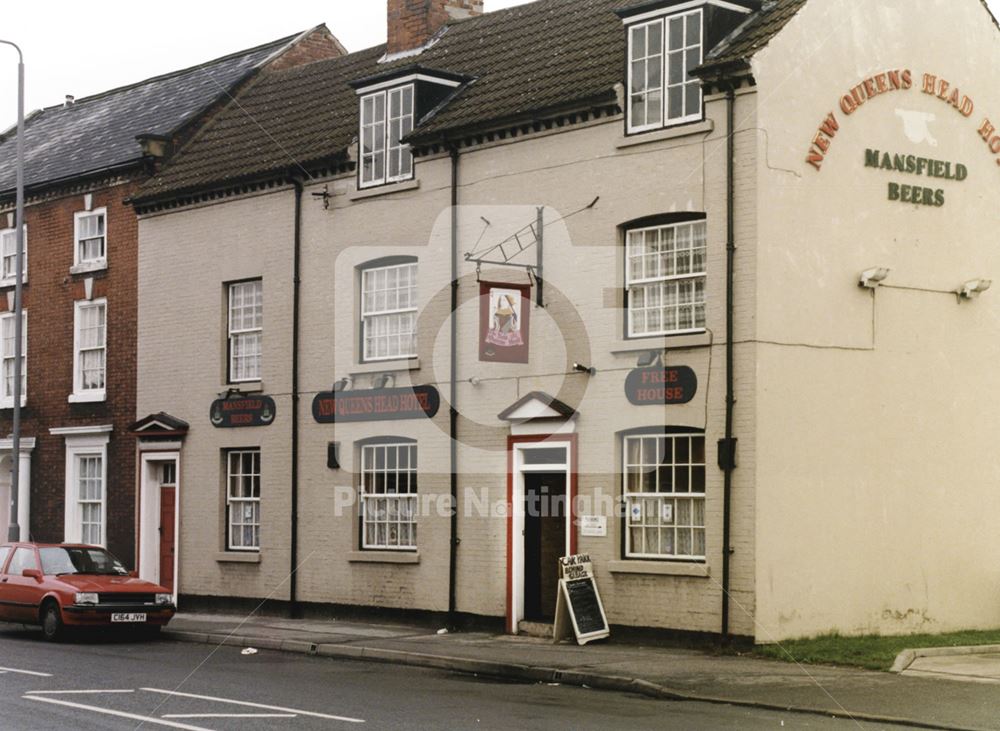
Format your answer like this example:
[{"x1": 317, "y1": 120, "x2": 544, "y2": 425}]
[{"x1": 0, "y1": 26, "x2": 344, "y2": 570}]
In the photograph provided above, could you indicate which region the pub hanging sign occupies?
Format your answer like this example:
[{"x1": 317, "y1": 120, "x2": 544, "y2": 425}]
[
  {"x1": 312, "y1": 385, "x2": 440, "y2": 424},
  {"x1": 625, "y1": 366, "x2": 697, "y2": 406},
  {"x1": 210, "y1": 395, "x2": 277, "y2": 428},
  {"x1": 479, "y1": 281, "x2": 531, "y2": 364}
]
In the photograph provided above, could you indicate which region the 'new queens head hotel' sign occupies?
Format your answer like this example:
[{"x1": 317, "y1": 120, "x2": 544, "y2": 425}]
[{"x1": 805, "y1": 69, "x2": 1000, "y2": 207}]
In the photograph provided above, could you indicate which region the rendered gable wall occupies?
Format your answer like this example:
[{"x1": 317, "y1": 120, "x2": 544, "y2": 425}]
[{"x1": 752, "y1": 0, "x2": 1000, "y2": 639}]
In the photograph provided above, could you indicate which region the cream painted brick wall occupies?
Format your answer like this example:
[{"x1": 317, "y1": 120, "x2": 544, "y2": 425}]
[
  {"x1": 139, "y1": 90, "x2": 760, "y2": 634},
  {"x1": 139, "y1": 192, "x2": 296, "y2": 600}
]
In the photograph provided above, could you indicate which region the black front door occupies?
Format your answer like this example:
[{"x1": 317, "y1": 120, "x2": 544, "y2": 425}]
[{"x1": 523, "y1": 472, "x2": 566, "y2": 622}]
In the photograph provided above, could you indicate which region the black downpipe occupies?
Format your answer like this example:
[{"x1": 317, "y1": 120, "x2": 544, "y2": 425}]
[
  {"x1": 290, "y1": 177, "x2": 304, "y2": 619},
  {"x1": 448, "y1": 147, "x2": 460, "y2": 624},
  {"x1": 721, "y1": 86, "x2": 736, "y2": 642}
]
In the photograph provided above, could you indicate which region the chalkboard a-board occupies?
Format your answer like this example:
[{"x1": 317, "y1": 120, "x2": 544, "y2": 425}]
[{"x1": 554, "y1": 576, "x2": 609, "y2": 645}]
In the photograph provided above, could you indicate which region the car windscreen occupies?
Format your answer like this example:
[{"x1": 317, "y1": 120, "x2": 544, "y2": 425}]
[{"x1": 39, "y1": 547, "x2": 129, "y2": 576}]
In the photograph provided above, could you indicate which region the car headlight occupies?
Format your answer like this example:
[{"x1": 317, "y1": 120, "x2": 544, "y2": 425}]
[
  {"x1": 155, "y1": 594, "x2": 173, "y2": 606},
  {"x1": 75, "y1": 592, "x2": 98, "y2": 605}
]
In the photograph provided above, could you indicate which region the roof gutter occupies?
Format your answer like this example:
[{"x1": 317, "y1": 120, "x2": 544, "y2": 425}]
[
  {"x1": 130, "y1": 153, "x2": 349, "y2": 210},
  {"x1": 407, "y1": 92, "x2": 620, "y2": 150},
  {"x1": 0, "y1": 159, "x2": 143, "y2": 206}
]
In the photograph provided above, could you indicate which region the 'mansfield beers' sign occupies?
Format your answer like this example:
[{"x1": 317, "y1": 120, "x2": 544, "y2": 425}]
[
  {"x1": 312, "y1": 385, "x2": 440, "y2": 423},
  {"x1": 210, "y1": 396, "x2": 277, "y2": 428},
  {"x1": 625, "y1": 366, "x2": 697, "y2": 406}
]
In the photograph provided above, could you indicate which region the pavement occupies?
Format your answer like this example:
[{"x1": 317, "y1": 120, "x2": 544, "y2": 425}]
[
  {"x1": 894, "y1": 645, "x2": 1000, "y2": 685},
  {"x1": 165, "y1": 613, "x2": 1000, "y2": 731}
]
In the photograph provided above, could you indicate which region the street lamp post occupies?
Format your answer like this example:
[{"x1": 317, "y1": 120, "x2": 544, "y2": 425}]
[{"x1": 0, "y1": 40, "x2": 24, "y2": 542}]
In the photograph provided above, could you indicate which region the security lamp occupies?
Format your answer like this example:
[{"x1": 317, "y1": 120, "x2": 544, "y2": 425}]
[
  {"x1": 332, "y1": 377, "x2": 352, "y2": 392},
  {"x1": 958, "y1": 279, "x2": 992, "y2": 301},
  {"x1": 859, "y1": 267, "x2": 890, "y2": 288},
  {"x1": 637, "y1": 350, "x2": 662, "y2": 368},
  {"x1": 572, "y1": 362, "x2": 597, "y2": 376},
  {"x1": 373, "y1": 373, "x2": 395, "y2": 389}
]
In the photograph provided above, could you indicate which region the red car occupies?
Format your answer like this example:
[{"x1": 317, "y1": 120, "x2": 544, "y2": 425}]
[{"x1": 0, "y1": 542, "x2": 175, "y2": 641}]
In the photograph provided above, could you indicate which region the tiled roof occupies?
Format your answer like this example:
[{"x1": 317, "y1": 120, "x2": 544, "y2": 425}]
[
  {"x1": 138, "y1": 0, "x2": 635, "y2": 201},
  {"x1": 138, "y1": 0, "x2": 810, "y2": 202},
  {"x1": 0, "y1": 32, "x2": 301, "y2": 196},
  {"x1": 697, "y1": 0, "x2": 807, "y2": 75}
]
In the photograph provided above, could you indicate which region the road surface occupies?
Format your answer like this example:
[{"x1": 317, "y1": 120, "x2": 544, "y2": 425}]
[{"x1": 0, "y1": 624, "x2": 911, "y2": 730}]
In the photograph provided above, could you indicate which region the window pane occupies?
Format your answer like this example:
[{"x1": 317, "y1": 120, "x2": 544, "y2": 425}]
[
  {"x1": 362, "y1": 264, "x2": 418, "y2": 360},
  {"x1": 668, "y1": 17, "x2": 683, "y2": 49},
  {"x1": 362, "y1": 443, "x2": 417, "y2": 549},
  {"x1": 227, "y1": 449, "x2": 261, "y2": 550},
  {"x1": 686, "y1": 11, "x2": 701, "y2": 41},
  {"x1": 624, "y1": 435, "x2": 706, "y2": 558},
  {"x1": 631, "y1": 25, "x2": 646, "y2": 59},
  {"x1": 522, "y1": 447, "x2": 567, "y2": 465}
]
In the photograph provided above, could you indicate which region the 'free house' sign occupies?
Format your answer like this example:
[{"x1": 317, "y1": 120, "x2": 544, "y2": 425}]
[{"x1": 625, "y1": 366, "x2": 697, "y2": 406}]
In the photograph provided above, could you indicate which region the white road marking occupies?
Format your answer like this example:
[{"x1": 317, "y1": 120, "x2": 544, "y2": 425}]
[
  {"x1": 142, "y1": 687, "x2": 365, "y2": 723},
  {"x1": 26, "y1": 689, "x2": 134, "y2": 695},
  {"x1": 24, "y1": 695, "x2": 213, "y2": 731},
  {"x1": 0, "y1": 666, "x2": 52, "y2": 677},
  {"x1": 164, "y1": 713, "x2": 297, "y2": 719}
]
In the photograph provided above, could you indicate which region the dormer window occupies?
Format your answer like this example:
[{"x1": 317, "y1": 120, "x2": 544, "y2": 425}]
[
  {"x1": 352, "y1": 67, "x2": 470, "y2": 191},
  {"x1": 360, "y1": 85, "x2": 415, "y2": 188},
  {"x1": 618, "y1": 0, "x2": 756, "y2": 134},
  {"x1": 627, "y1": 9, "x2": 703, "y2": 133}
]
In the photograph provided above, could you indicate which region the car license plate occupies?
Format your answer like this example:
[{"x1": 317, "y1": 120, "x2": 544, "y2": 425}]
[{"x1": 111, "y1": 613, "x2": 146, "y2": 623}]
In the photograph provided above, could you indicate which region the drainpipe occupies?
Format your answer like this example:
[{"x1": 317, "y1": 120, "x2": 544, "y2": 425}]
[
  {"x1": 290, "y1": 176, "x2": 304, "y2": 619},
  {"x1": 720, "y1": 84, "x2": 737, "y2": 643},
  {"x1": 448, "y1": 146, "x2": 460, "y2": 625}
]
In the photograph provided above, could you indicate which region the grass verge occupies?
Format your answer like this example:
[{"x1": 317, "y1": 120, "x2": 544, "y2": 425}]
[{"x1": 754, "y1": 629, "x2": 1000, "y2": 671}]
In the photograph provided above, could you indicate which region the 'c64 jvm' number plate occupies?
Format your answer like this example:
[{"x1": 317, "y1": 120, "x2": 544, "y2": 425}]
[{"x1": 111, "y1": 613, "x2": 147, "y2": 623}]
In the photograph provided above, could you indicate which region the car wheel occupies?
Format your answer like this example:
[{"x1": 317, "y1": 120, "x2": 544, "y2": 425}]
[{"x1": 40, "y1": 602, "x2": 64, "y2": 642}]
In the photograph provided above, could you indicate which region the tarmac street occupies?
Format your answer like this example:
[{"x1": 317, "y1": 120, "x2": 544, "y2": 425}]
[{"x1": 0, "y1": 625, "x2": 916, "y2": 731}]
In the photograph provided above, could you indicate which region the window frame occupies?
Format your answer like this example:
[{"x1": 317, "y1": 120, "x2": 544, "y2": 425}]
[
  {"x1": 225, "y1": 448, "x2": 261, "y2": 552},
  {"x1": 73, "y1": 208, "x2": 108, "y2": 271},
  {"x1": 70, "y1": 298, "x2": 107, "y2": 403},
  {"x1": 227, "y1": 279, "x2": 263, "y2": 384},
  {"x1": 359, "y1": 84, "x2": 416, "y2": 189},
  {"x1": 359, "y1": 440, "x2": 418, "y2": 552},
  {"x1": 624, "y1": 218, "x2": 707, "y2": 339},
  {"x1": 625, "y1": 8, "x2": 704, "y2": 135},
  {"x1": 62, "y1": 434, "x2": 110, "y2": 548},
  {"x1": 0, "y1": 309, "x2": 26, "y2": 409},
  {"x1": 0, "y1": 224, "x2": 27, "y2": 287},
  {"x1": 359, "y1": 260, "x2": 418, "y2": 363},
  {"x1": 622, "y1": 431, "x2": 706, "y2": 561}
]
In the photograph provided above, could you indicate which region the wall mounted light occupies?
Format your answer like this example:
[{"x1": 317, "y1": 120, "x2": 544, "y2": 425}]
[
  {"x1": 637, "y1": 350, "x2": 662, "y2": 368},
  {"x1": 332, "y1": 376, "x2": 352, "y2": 392},
  {"x1": 373, "y1": 373, "x2": 395, "y2": 389},
  {"x1": 957, "y1": 279, "x2": 992, "y2": 301},
  {"x1": 859, "y1": 267, "x2": 890, "y2": 288},
  {"x1": 572, "y1": 362, "x2": 597, "y2": 376},
  {"x1": 469, "y1": 376, "x2": 482, "y2": 386}
]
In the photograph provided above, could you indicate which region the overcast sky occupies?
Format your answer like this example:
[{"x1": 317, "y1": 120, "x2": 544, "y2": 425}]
[{"x1": 0, "y1": 0, "x2": 998, "y2": 129}]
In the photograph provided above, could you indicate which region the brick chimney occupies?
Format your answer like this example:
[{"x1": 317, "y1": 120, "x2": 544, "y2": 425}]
[{"x1": 387, "y1": 0, "x2": 484, "y2": 55}]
